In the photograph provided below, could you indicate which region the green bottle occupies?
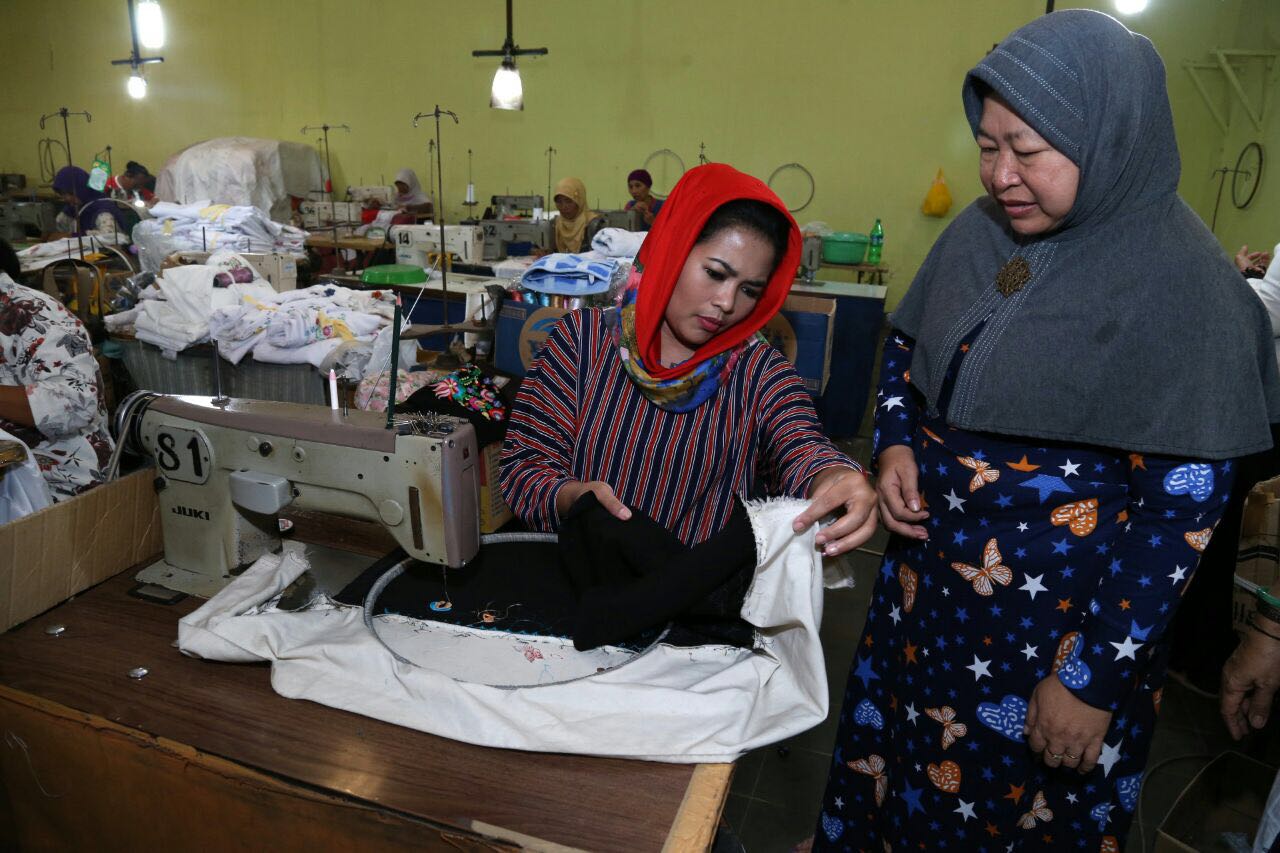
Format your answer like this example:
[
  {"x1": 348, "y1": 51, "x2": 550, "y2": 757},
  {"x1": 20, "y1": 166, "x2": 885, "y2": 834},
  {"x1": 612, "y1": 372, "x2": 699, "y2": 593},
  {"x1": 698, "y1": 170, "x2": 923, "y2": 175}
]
[{"x1": 867, "y1": 219, "x2": 884, "y2": 265}]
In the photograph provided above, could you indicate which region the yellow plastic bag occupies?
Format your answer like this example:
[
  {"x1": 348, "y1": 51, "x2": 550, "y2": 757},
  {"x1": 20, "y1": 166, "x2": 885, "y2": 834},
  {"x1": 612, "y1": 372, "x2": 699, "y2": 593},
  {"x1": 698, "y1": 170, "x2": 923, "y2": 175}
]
[{"x1": 921, "y1": 168, "x2": 953, "y2": 218}]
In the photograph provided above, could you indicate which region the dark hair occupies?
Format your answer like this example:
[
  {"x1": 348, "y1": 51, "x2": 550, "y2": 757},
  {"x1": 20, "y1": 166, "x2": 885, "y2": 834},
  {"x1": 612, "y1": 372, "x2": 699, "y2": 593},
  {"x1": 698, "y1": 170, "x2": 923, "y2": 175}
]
[
  {"x1": 696, "y1": 199, "x2": 791, "y2": 273},
  {"x1": 124, "y1": 161, "x2": 150, "y2": 176},
  {"x1": 0, "y1": 238, "x2": 20, "y2": 280}
]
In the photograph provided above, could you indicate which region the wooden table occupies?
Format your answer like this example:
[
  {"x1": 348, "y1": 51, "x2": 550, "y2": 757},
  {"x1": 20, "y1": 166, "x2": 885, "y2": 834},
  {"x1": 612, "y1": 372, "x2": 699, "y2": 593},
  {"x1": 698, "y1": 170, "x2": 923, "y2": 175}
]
[
  {"x1": 304, "y1": 234, "x2": 391, "y2": 253},
  {"x1": 816, "y1": 261, "x2": 890, "y2": 286},
  {"x1": 0, "y1": 560, "x2": 731, "y2": 850}
]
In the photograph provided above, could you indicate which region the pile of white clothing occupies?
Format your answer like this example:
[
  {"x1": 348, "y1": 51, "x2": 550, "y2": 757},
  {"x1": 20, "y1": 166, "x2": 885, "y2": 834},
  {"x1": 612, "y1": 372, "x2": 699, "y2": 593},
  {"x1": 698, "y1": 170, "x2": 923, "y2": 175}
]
[
  {"x1": 132, "y1": 263, "x2": 277, "y2": 353},
  {"x1": 208, "y1": 284, "x2": 395, "y2": 369},
  {"x1": 133, "y1": 200, "x2": 307, "y2": 273},
  {"x1": 16, "y1": 234, "x2": 129, "y2": 272}
]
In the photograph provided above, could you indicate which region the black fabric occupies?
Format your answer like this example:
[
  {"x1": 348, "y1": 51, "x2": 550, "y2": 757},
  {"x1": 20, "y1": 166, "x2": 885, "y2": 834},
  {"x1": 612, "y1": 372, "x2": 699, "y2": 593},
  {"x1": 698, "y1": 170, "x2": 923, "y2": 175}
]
[
  {"x1": 557, "y1": 493, "x2": 757, "y2": 651},
  {"x1": 333, "y1": 507, "x2": 756, "y2": 651}
]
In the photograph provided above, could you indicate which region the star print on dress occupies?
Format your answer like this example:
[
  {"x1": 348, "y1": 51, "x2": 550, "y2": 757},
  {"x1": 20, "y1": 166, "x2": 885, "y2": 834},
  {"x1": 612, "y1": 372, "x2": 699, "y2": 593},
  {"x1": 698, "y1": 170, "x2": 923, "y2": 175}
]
[{"x1": 815, "y1": 329, "x2": 1236, "y2": 852}]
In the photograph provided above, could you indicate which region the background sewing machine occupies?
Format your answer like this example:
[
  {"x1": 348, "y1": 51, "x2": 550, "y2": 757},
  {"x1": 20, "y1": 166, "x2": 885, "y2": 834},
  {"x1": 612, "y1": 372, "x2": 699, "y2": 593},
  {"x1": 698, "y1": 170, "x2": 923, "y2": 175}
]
[
  {"x1": 118, "y1": 392, "x2": 480, "y2": 598},
  {"x1": 346, "y1": 185, "x2": 394, "y2": 206},
  {"x1": 0, "y1": 199, "x2": 59, "y2": 242},
  {"x1": 390, "y1": 223, "x2": 486, "y2": 266},
  {"x1": 299, "y1": 200, "x2": 363, "y2": 231},
  {"x1": 487, "y1": 194, "x2": 542, "y2": 219},
  {"x1": 593, "y1": 209, "x2": 642, "y2": 232},
  {"x1": 479, "y1": 218, "x2": 554, "y2": 261}
]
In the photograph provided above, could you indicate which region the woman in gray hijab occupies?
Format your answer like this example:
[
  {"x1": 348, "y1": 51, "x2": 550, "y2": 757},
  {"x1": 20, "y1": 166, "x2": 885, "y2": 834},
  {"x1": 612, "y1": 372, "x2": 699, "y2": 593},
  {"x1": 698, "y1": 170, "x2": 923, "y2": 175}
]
[{"x1": 813, "y1": 11, "x2": 1280, "y2": 851}]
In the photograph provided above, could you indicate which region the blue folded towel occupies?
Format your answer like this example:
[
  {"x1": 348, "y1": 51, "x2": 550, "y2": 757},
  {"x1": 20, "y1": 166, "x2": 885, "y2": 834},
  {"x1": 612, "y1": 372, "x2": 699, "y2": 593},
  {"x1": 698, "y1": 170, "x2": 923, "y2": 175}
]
[{"x1": 521, "y1": 253, "x2": 617, "y2": 295}]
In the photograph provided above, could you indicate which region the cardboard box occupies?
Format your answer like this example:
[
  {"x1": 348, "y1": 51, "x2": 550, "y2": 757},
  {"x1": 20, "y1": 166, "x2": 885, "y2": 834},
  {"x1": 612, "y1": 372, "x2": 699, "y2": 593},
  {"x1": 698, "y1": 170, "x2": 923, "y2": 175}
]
[
  {"x1": 493, "y1": 295, "x2": 837, "y2": 395},
  {"x1": 0, "y1": 468, "x2": 163, "y2": 632},
  {"x1": 763, "y1": 294, "x2": 837, "y2": 396},
  {"x1": 1153, "y1": 751, "x2": 1274, "y2": 852},
  {"x1": 478, "y1": 442, "x2": 513, "y2": 534},
  {"x1": 1232, "y1": 475, "x2": 1280, "y2": 634}
]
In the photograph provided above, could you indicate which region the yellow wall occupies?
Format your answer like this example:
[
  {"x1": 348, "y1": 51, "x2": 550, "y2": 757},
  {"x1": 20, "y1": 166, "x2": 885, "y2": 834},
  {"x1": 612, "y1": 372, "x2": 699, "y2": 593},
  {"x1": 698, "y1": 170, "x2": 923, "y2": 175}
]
[{"x1": 1, "y1": 0, "x2": 1268, "y2": 306}]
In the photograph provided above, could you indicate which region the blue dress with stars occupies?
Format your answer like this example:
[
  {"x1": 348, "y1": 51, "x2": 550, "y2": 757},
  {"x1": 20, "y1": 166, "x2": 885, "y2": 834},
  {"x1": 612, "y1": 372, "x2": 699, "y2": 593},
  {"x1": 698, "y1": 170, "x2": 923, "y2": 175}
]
[{"x1": 814, "y1": 331, "x2": 1235, "y2": 852}]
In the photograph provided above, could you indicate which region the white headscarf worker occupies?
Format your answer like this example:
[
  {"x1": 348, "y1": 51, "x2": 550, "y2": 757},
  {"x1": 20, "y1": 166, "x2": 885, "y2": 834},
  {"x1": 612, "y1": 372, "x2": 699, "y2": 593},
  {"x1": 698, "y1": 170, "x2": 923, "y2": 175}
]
[{"x1": 392, "y1": 168, "x2": 431, "y2": 212}]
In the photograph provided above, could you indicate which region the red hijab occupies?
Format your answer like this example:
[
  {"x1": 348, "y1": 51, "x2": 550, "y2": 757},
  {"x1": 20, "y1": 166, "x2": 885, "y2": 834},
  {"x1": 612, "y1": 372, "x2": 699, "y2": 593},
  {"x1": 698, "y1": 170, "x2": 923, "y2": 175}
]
[{"x1": 630, "y1": 164, "x2": 800, "y2": 380}]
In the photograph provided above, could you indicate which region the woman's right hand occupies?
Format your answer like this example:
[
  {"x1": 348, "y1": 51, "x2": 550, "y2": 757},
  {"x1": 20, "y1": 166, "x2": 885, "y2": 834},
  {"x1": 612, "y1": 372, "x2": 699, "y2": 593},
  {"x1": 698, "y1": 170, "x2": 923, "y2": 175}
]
[
  {"x1": 876, "y1": 444, "x2": 929, "y2": 540},
  {"x1": 556, "y1": 480, "x2": 632, "y2": 522}
]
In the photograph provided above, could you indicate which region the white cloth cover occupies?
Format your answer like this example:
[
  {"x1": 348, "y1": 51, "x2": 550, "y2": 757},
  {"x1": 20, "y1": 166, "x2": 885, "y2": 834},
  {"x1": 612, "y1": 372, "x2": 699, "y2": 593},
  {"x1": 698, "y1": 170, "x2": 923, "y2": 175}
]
[
  {"x1": 0, "y1": 428, "x2": 53, "y2": 523},
  {"x1": 155, "y1": 138, "x2": 323, "y2": 223},
  {"x1": 591, "y1": 227, "x2": 646, "y2": 259},
  {"x1": 177, "y1": 498, "x2": 838, "y2": 762}
]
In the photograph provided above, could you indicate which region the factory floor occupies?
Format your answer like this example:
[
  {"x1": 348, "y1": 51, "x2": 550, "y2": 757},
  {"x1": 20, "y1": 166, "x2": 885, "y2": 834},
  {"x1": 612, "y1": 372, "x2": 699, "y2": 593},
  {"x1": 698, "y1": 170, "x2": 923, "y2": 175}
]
[{"x1": 718, "y1": 437, "x2": 1280, "y2": 853}]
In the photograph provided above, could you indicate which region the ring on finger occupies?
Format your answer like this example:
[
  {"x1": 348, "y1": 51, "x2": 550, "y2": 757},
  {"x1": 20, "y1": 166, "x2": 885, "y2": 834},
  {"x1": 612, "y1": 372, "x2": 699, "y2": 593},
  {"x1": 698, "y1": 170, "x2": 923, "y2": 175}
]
[
  {"x1": 1064, "y1": 752, "x2": 1079, "y2": 760},
  {"x1": 1048, "y1": 752, "x2": 1062, "y2": 760}
]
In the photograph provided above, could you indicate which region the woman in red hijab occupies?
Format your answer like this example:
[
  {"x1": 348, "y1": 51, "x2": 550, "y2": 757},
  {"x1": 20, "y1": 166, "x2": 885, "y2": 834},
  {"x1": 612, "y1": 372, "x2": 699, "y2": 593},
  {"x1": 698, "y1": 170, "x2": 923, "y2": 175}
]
[{"x1": 501, "y1": 164, "x2": 876, "y2": 552}]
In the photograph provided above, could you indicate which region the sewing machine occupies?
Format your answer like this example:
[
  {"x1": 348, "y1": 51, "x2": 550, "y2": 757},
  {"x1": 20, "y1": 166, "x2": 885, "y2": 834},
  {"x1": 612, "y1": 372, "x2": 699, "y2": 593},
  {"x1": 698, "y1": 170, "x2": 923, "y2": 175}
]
[
  {"x1": 390, "y1": 223, "x2": 486, "y2": 266},
  {"x1": 347, "y1": 185, "x2": 395, "y2": 206},
  {"x1": 118, "y1": 392, "x2": 480, "y2": 598},
  {"x1": 479, "y1": 219, "x2": 555, "y2": 261},
  {"x1": 299, "y1": 200, "x2": 363, "y2": 230},
  {"x1": 489, "y1": 194, "x2": 543, "y2": 219},
  {"x1": 594, "y1": 209, "x2": 643, "y2": 232},
  {"x1": 0, "y1": 199, "x2": 59, "y2": 241}
]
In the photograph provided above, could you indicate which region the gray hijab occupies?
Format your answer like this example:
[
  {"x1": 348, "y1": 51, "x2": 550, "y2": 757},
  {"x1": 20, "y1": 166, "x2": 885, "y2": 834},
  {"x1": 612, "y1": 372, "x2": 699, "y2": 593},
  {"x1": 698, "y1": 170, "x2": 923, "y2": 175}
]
[{"x1": 891, "y1": 9, "x2": 1280, "y2": 460}]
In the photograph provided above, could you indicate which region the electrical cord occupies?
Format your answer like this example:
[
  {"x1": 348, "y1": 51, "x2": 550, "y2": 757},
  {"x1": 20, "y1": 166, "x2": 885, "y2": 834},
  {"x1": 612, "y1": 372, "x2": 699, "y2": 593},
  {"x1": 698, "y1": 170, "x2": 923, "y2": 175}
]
[{"x1": 37, "y1": 138, "x2": 66, "y2": 184}]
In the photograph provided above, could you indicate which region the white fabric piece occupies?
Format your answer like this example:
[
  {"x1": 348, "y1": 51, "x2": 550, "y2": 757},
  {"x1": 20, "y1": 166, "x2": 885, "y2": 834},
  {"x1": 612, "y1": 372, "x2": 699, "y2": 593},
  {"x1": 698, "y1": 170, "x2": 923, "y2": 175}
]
[
  {"x1": 1247, "y1": 242, "x2": 1280, "y2": 371},
  {"x1": 177, "y1": 498, "x2": 835, "y2": 762},
  {"x1": 591, "y1": 227, "x2": 646, "y2": 258},
  {"x1": 15, "y1": 233, "x2": 128, "y2": 272},
  {"x1": 1255, "y1": 768, "x2": 1280, "y2": 852},
  {"x1": 155, "y1": 137, "x2": 323, "y2": 222},
  {"x1": 0, "y1": 428, "x2": 53, "y2": 523},
  {"x1": 251, "y1": 338, "x2": 343, "y2": 367}
]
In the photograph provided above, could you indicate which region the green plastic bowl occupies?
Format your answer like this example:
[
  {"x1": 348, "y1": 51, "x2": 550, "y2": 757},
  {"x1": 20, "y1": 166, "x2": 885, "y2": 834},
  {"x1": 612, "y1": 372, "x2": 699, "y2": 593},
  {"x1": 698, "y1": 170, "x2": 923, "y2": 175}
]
[
  {"x1": 361, "y1": 264, "x2": 428, "y2": 285},
  {"x1": 822, "y1": 232, "x2": 869, "y2": 264}
]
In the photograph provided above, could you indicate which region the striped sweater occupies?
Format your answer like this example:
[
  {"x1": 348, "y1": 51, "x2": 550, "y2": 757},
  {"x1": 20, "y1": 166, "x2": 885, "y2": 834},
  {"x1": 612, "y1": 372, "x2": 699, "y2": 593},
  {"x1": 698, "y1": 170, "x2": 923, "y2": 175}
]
[{"x1": 500, "y1": 309, "x2": 855, "y2": 544}]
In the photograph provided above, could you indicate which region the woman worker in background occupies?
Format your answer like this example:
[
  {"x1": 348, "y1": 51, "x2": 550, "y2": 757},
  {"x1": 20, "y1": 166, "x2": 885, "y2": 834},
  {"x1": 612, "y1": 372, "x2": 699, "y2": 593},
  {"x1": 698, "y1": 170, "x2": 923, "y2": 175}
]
[
  {"x1": 501, "y1": 163, "x2": 875, "y2": 554},
  {"x1": 107, "y1": 160, "x2": 157, "y2": 203},
  {"x1": 48, "y1": 166, "x2": 137, "y2": 240},
  {"x1": 550, "y1": 177, "x2": 598, "y2": 254},
  {"x1": 367, "y1": 168, "x2": 433, "y2": 217},
  {"x1": 812, "y1": 11, "x2": 1280, "y2": 851},
  {"x1": 625, "y1": 169, "x2": 664, "y2": 231},
  {"x1": 0, "y1": 238, "x2": 114, "y2": 501}
]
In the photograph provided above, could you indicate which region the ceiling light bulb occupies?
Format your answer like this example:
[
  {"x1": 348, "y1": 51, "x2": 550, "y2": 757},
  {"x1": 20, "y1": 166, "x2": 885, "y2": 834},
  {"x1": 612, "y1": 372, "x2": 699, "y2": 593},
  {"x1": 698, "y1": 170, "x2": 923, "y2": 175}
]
[
  {"x1": 1114, "y1": 0, "x2": 1149, "y2": 14},
  {"x1": 127, "y1": 72, "x2": 147, "y2": 99},
  {"x1": 136, "y1": 0, "x2": 165, "y2": 49},
  {"x1": 490, "y1": 58, "x2": 523, "y2": 111}
]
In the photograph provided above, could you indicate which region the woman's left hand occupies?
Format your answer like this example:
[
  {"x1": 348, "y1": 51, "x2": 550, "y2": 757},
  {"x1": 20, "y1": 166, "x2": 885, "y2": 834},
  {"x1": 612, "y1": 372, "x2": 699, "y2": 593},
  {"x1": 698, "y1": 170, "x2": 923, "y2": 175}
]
[
  {"x1": 793, "y1": 466, "x2": 879, "y2": 557},
  {"x1": 1024, "y1": 675, "x2": 1112, "y2": 773}
]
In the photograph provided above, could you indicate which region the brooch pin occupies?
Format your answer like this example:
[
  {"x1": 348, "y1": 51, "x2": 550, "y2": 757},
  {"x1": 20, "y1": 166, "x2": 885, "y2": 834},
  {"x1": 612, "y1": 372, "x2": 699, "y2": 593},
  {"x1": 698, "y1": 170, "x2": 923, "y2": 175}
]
[{"x1": 995, "y1": 257, "x2": 1032, "y2": 297}]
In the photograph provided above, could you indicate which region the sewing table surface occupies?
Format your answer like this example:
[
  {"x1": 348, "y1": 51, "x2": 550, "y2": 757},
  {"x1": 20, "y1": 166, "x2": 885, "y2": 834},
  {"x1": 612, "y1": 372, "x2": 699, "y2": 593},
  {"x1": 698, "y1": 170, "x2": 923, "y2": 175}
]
[{"x1": 0, "y1": 547, "x2": 730, "y2": 849}]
